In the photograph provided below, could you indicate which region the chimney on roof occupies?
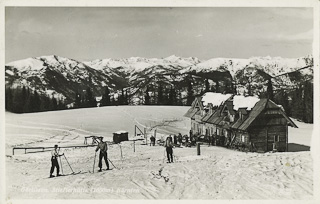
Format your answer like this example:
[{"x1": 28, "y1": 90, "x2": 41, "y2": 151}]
[
  {"x1": 208, "y1": 103, "x2": 213, "y2": 115},
  {"x1": 225, "y1": 100, "x2": 234, "y2": 109}
]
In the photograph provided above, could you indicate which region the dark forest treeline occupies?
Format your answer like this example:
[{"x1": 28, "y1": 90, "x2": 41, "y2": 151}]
[
  {"x1": 5, "y1": 86, "x2": 67, "y2": 113},
  {"x1": 73, "y1": 87, "x2": 129, "y2": 109},
  {"x1": 5, "y1": 80, "x2": 313, "y2": 124},
  {"x1": 273, "y1": 81, "x2": 313, "y2": 123}
]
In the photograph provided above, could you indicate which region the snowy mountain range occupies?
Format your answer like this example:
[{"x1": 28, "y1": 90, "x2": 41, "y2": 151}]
[{"x1": 5, "y1": 55, "x2": 313, "y2": 105}]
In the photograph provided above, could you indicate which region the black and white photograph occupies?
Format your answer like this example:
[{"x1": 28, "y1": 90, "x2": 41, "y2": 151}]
[{"x1": 1, "y1": 0, "x2": 319, "y2": 202}]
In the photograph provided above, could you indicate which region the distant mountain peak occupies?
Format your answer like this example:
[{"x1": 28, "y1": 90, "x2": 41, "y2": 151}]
[{"x1": 5, "y1": 54, "x2": 313, "y2": 105}]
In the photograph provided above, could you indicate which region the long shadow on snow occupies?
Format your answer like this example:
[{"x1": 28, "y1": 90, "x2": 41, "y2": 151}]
[{"x1": 288, "y1": 143, "x2": 310, "y2": 152}]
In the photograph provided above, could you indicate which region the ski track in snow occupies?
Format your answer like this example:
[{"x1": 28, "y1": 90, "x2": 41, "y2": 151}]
[{"x1": 5, "y1": 106, "x2": 313, "y2": 199}]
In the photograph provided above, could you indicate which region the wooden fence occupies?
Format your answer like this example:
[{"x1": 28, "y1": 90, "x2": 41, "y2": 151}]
[{"x1": 12, "y1": 145, "x2": 96, "y2": 155}]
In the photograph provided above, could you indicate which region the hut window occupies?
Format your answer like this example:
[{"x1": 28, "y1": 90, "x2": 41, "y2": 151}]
[{"x1": 274, "y1": 135, "x2": 279, "y2": 142}]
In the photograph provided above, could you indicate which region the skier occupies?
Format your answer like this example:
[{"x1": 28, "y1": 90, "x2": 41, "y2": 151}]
[
  {"x1": 178, "y1": 133, "x2": 183, "y2": 145},
  {"x1": 164, "y1": 136, "x2": 174, "y2": 163},
  {"x1": 50, "y1": 144, "x2": 64, "y2": 178},
  {"x1": 95, "y1": 137, "x2": 110, "y2": 172},
  {"x1": 173, "y1": 135, "x2": 178, "y2": 145},
  {"x1": 150, "y1": 135, "x2": 156, "y2": 146}
]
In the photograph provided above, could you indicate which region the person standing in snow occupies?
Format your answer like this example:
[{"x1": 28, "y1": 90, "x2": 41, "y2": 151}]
[
  {"x1": 178, "y1": 133, "x2": 183, "y2": 145},
  {"x1": 50, "y1": 144, "x2": 64, "y2": 178},
  {"x1": 173, "y1": 135, "x2": 178, "y2": 145},
  {"x1": 95, "y1": 137, "x2": 110, "y2": 172},
  {"x1": 150, "y1": 135, "x2": 156, "y2": 146},
  {"x1": 165, "y1": 136, "x2": 174, "y2": 163}
]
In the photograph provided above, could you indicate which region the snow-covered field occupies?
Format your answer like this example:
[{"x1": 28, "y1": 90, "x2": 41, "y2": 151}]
[{"x1": 5, "y1": 106, "x2": 314, "y2": 199}]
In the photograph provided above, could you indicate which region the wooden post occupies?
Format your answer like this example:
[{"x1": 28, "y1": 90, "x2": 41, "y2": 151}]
[
  {"x1": 197, "y1": 142, "x2": 201, "y2": 155},
  {"x1": 286, "y1": 125, "x2": 288, "y2": 152},
  {"x1": 154, "y1": 129, "x2": 157, "y2": 140},
  {"x1": 25, "y1": 149, "x2": 27, "y2": 154},
  {"x1": 119, "y1": 144, "x2": 123, "y2": 159},
  {"x1": 266, "y1": 127, "x2": 268, "y2": 152},
  {"x1": 144, "y1": 128, "x2": 147, "y2": 145},
  {"x1": 134, "y1": 125, "x2": 136, "y2": 137},
  {"x1": 12, "y1": 148, "x2": 14, "y2": 155},
  {"x1": 133, "y1": 140, "x2": 135, "y2": 152}
]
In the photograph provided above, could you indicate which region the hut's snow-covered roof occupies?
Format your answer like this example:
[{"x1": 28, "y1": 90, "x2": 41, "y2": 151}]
[
  {"x1": 232, "y1": 95, "x2": 260, "y2": 111},
  {"x1": 201, "y1": 92, "x2": 232, "y2": 107},
  {"x1": 114, "y1": 130, "x2": 128, "y2": 134}
]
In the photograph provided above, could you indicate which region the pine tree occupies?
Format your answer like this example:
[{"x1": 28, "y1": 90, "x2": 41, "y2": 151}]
[
  {"x1": 41, "y1": 95, "x2": 51, "y2": 111},
  {"x1": 145, "y1": 87, "x2": 150, "y2": 105},
  {"x1": 24, "y1": 91, "x2": 32, "y2": 113},
  {"x1": 49, "y1": 96, "x2": 58, "y2": 111},
  {"x1": 215, "y1": 80, "x2": 220, "y2": 93},
  {"x1": 33, "y1": 90, "x2": 41, "y2": 112},
  {"x1": 267, "y1": 79, "x2": 274, "y2": 101},
  {"x1": 186, "y1": 78, "x2": 193, "y2": 106},
  {"x1": 158, "y1": 83, "x2": 163, "y2": 105},
  {"x1": 57, "y1": 98, "x2": 66, "y2": 110},
  {"x1": 303, "y1": 81, "x2": 313, "y2": 123},
  {"x1": 168, "y1": 86, "x2": 177, "y2": 105},
  {"x1": 291, "y1": 84, "x2": 304, "y2": 121},
  {"x1": 119, "y1": 88, "x2": 125, "y2": 105},
  {"x1": 125, "y1": 89, "x2": 129, "y2": 105},
  {"x1": 101, "y1": 87, "x2": 111, "y2": 106},
  {"x1": 12, "y1": 87, "x2": 24, "y2": 113},
  {"x1": 75, "y1": 92, "x2": 82, "y2": 108},
  {"x1": 205, "y1": 79, "x2": 210, "y2": 92},
  {"x1": 84, "y1": 87, "x2": 96, "y2": 107},
  {"x1": 5, "y1": 88, "x2": 13, "y2": 112}
]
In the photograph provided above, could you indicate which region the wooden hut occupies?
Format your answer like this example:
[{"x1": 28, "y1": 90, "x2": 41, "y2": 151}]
[
  {"x1": 230, "y1": 99, "x2": 297, "y2": 152},
  {"x1": 184, "y1": 92, "x2": 298, "y2": 152},
  {"x1": 113, "y1": 130, "x2": 129, "y2": 144}
]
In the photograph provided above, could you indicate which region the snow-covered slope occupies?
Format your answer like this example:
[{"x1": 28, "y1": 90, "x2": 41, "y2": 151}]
[{"x1": 5, "y1": 106, "x2": 313, "y2": 199}]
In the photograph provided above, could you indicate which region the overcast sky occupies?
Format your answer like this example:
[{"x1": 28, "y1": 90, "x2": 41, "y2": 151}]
[{"x1": 5, "y1": 7, "x2": 313, "y2": 63}]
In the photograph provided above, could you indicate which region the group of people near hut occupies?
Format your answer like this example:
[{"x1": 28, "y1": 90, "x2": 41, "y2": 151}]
[{"x1": 50, "y1": 131, "x2": 229, "y2": 176}]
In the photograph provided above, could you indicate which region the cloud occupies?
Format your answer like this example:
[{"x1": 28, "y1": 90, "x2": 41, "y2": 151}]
[{"x1": 195, "y1": 34, "x2": 203, "y2": 38}]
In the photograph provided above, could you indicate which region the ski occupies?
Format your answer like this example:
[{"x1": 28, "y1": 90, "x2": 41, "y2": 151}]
[
  {"x1": 48, "y1": 171, "x2": 82, "y2": 178},
  {"x1": 90, "y1": 169, "x2": 112, "y2": 173}
]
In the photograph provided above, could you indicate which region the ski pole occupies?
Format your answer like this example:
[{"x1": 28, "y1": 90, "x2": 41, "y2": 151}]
[
  {"x1": 93, "y1": 151, "x2": 97, "y2": 173},
  {"x1": 63, "y1": 154, "x2": 74, "y2": 173},
  {"x1": 163, "y1": 149, "x2": 166, "y2": 163},
  {"x1": 107, "y1": 158, "x2": 117, "y2": 169},
  {"x1": 59, "y1": 155, "x2": 64, "y2": 175},
  {"x1": 58, "y1": 147, "x2": 63, "y2": 174}
]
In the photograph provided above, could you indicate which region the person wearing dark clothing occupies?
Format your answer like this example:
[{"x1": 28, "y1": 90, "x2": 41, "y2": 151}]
[
  {"x1": 173, "y1": 135, "x2": 177, "y2": 145},
  {"x1": 208, "y1": 135, "x2": 212, "y2": 146},
  {"x1": 50, "y1": 144, "x2": 64, "y2": 178},
  {"x1": 164, "y1": 136, "x2": 174, "y2": 163},
  {"x1": 178, "y1": 133, "x2": 183, "y2": 145},
  {"x1": 150, "y1": 135, "x2": 156, "y2": 146},
  {"x1": 95, "y1": 138, "x2": 109, "y2": 172}
]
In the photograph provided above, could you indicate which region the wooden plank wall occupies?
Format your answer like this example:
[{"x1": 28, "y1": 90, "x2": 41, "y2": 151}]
[
  {"x1": 249, "y1": 127, "x2": 267, "y2": 152},
  {"x1": 267, "y1": 125, "x2": 287, "y2": 152}
]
